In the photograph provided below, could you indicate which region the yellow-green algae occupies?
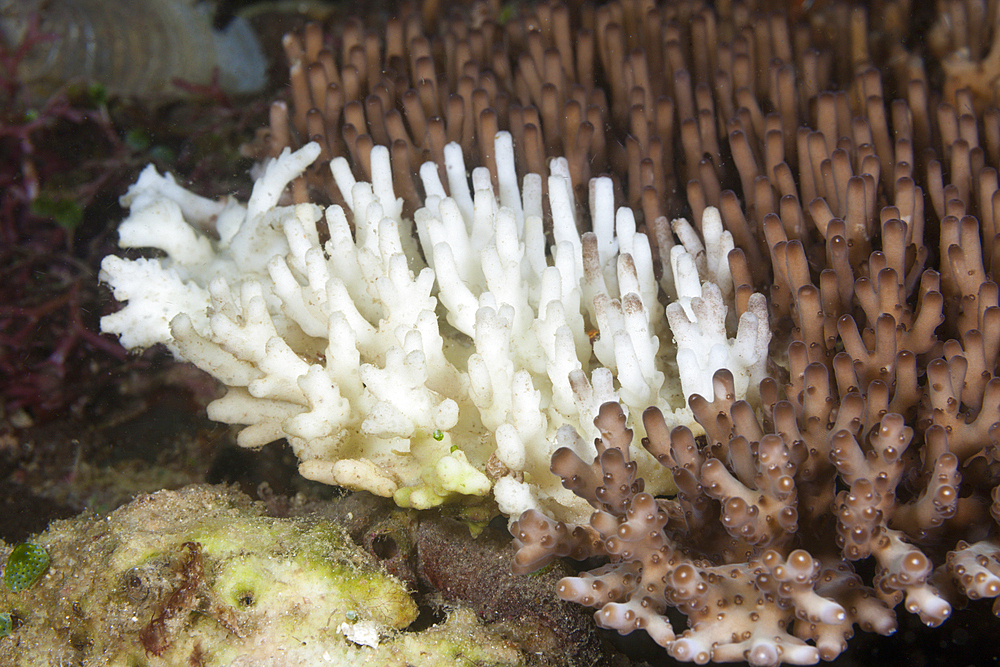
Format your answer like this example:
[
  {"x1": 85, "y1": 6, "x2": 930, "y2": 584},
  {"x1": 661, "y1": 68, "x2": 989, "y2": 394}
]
[
  {"x1": 3, "y1": 543, "x2": 49, "y2": 592},
  {"x1": 0, "y1": 484, "x2": 524, "y2": 666}
]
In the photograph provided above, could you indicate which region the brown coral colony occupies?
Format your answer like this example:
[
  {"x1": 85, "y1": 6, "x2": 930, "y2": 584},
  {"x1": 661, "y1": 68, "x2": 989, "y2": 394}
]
[{"x1": 272, "y1": 0, "x2": 1000, "y2": 664}]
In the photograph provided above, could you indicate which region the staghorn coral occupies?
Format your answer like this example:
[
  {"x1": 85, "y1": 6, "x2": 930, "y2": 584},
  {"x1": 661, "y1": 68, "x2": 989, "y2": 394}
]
[
  {"x1": 96, "y1": 0, "x2": 1000, "y2": 662},
  {"x1": 99, "y1": 129, "x2": 770, "y2": 521},
  {"x1": 511, "y1": 385, "x2": 971, "y2": 665},
  {"x1": 266, "y1": 0, "x2": 924, "y2": 236},
  {"x1": 266, "y1": 0, "x2": 827, "y2": 224},
  {"x1": 496, "y1": 0, "x2": 1000, "y2": 664},
  {"x1": 927, "y1": 0, "x2": 1000, "y2": 112}
]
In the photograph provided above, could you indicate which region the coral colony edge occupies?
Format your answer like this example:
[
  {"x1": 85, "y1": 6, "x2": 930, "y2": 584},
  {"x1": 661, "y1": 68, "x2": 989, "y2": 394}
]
[{"x1": 96, "y1": 4, "x2": 1000, "y2": 667}]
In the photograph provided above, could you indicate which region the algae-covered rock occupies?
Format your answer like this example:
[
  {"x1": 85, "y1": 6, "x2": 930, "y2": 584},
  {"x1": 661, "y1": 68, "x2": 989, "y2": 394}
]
[{"x1": 0, "y1": 485, "x2": 524, "y2": 666}]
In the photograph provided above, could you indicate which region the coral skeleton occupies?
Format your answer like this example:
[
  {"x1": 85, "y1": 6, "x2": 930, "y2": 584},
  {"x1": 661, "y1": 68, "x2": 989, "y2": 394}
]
[{"x1": 100, "y1": 132, "x2": 769, "y2": 521}]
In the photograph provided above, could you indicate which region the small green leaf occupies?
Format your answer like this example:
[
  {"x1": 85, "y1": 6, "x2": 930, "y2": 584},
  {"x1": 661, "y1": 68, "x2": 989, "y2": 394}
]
[{"x1": 4, "y1": 543, "x2": 50, "y2": 592}]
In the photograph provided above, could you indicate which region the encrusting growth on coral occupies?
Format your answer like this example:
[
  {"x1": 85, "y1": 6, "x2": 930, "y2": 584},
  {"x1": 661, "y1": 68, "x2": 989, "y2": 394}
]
[{"x1": 97, "y1": 0, "x2": 1000, "y2": 663}]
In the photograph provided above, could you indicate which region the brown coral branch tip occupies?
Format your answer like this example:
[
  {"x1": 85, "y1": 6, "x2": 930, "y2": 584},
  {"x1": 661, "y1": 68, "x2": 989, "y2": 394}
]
[{"x1": 271, "y1": 0, "x2": 1000, "y2": 664}]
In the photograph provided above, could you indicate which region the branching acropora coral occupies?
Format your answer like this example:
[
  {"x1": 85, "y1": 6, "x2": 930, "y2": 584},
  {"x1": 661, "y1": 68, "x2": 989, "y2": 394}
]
[
  {"x1": 99, "y1": 0, "x2": 1000, "y2": 663},
  {"x1": 100, "y1": 129, "x2": 768, "y2": 522},
  {"x1": 499, "y1": 0, "x2": 1000, "y2": 664},
  {"x1": 512, "y1": 384, "x2": 967, "y2": 665}
]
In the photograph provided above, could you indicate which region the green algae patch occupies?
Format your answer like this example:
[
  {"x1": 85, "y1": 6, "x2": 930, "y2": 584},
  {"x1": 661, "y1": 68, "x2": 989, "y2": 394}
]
[
  {"x1": 0, "y1": 485, "x2": 527, "y2": 666},
  {"x1": 3, "y1": 543, "x2": 49, "y2": 592}
]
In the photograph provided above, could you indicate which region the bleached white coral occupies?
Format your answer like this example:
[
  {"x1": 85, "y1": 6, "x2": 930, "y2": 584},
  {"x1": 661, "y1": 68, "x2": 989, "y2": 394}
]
[
  {"x1": 665, "y1": 209, "x2": 772, "y2": 406},
  {"x1": 99, "y1": 133, "x2": 771, "y2": 523}
]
